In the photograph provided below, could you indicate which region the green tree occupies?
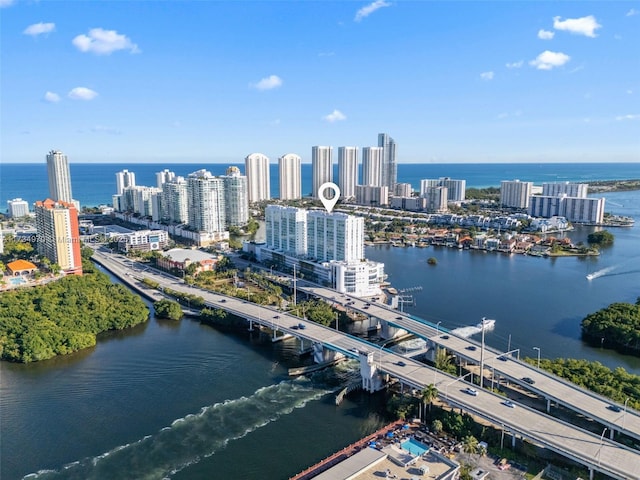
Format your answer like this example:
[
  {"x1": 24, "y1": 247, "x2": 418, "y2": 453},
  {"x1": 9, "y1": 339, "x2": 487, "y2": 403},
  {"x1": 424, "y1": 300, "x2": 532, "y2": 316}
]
[
  {"x1": 420, "y1": 384, "x2": 439, "y2": 418},
  {"x1": 462, "y1": 435, "x2": 479, "y2": 463},
  {"x1": 587, "y1": 230, "x2": 614, "y2": 245},
  {"x1": 431, "y1": 419, "x2": 443, "y2": 434},
  {"x1": 153, "y1": 299, "x2": 183, "y2": 320}
]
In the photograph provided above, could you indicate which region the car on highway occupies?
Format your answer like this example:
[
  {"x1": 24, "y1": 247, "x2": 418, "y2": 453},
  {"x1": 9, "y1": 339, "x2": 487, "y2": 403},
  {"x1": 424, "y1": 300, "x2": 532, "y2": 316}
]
[
  {"x1": 396, "y1": 316, "x2": 403, "y2": 320},
  {"x1": 463, "y1": 387, "x2": 478, "y2": 396},
  {"x1": 502, "y1": 400, "x2": 516, "y2": 408},
  {"x1": 607, "y1": 404, "x2": 622, "y2": 412},
  {"x1": 522, "y1": 377, "x2": 535, "y2": 385},
  {"x1": 297, "y1": 323, "x2": 306, "y2": 330},
  {"x1": 440, "y1": 335, "x2": 450, "y2": 340},
  {"x1": 466, "y1": 345, "x2": 477, "y2": 351},
  {"x1": 497, "y1": 355, "x2": 508, "y2": 362},
  {"x1": 396, "y1": 361, "x2": 406, "y2": 366},
  {"x1": 219, "y1": 299, "x2": 226, "y2": 303}
]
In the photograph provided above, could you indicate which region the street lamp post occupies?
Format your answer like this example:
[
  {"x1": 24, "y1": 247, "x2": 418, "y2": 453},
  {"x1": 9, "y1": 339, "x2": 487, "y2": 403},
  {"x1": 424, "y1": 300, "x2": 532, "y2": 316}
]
[
  {"x1": 597, "y1": 427, "x2": 607, "y2": 466},
  {"x1": 533, "y1": 346, "x2": 541, "y2": 369},
  {"x1": 623, "y1": 397, "x2": 629, "y2": 430}
]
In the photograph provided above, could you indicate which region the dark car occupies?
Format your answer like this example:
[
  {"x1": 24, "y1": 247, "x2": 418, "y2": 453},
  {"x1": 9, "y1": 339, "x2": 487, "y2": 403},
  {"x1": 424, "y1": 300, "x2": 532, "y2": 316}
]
[
  {"x1": 396, "y1": 361, "x2": 406, "y2": 367},
  {"x1": 466, "y1": 345, "x2": 477, "y2": 351},
  {"x1": 608, "y1": 405, "x2": 623, "y2": 412},
  {"x1": 219, "y1": 299, "x2": 226, "y2": 303},
  {"x1": 396, "y1": 316, "x2": 403, "y2": 320},
  {"x1": 298, "y1": 323, "x2": 306, "y2": 330},
  {"x1": 497, "y1": 355, "x2": 508, "y2": 362},
  {"x1": 291, "y1": 325, "x2": 299, "y2": 330},
  {"x1": 440, "y1": 335, "x2": 450, "y2": 340},
  {"x1": 522, "y1": 377, "x2": 535, "y2": 385}
]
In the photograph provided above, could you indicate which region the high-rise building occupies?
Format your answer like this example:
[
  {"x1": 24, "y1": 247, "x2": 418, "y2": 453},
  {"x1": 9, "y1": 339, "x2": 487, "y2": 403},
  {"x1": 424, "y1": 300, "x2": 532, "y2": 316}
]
[
  {"x1": 115, "y1": 169, "x2": 136, "y2": 195},
  {"x1": 279, "y1": 153, "x2": 302, "y2": 200},
  {"x1": 500, "y1": 180, "x2": 533, "y2": 209},
  {"x1": 187, "y1": 170, "x2": 226, "y2": 233},
  {"x1": 338, "y1": 146, "x2": 358, "y2": 199},
  {"x1": 378, "y1": 133, "x2": 397, "y2": 189},
  {"x1": 161, "y1": 176, "x2": 189, "y2": 224},
  {"x1": 542, "y1": 182, "x2": 588, "y2": 198},
  {"x1": 420, "y1": 177, "x2": 466, "y2": 202},
  {"x1": 46, "y1": 150, "x2": 73, "y2": 203},
  {"x1": 355, "y1": 185, "x2": 389, "y2": 207},
  {"x1": 362, "y1": 146, "x2": 383, "y2": 186},
  {"x1": 245, "y1": 153, "x2": 271, "y2": 203},
  {"x1": 156, "y1": 169, "x2": 176, "y2": 189},
  {"x1": 222, "y1": 166, "x2": 249, "y2": 227},
  {"x1": 7, "y1": 198, "x2": 30, "y2": 218},
  {"x1": 529, "y1": 195, "x2": 605, "y2": 224},
  {"x1": 265, "y1": 205, "x2": 308, "y2": 255},
  {"x1": 312, "y1": 146, "x2": 333, "y2": 199},
  {"x1": 394, "y1": 183, "x2": 413, "y2": 197},
  {"x1": 34, "y1": 199, "x2": 82, "y2": 275},
  {"x1": 307, "y1": 211, "x2": 364, "y2": 263},
  {"x1": 422, "y1": 186, "x2": 448, "y2": 213}
]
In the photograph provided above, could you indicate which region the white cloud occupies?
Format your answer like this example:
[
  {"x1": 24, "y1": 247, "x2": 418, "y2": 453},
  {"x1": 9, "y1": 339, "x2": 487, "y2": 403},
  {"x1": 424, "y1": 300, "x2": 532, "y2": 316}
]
[
  {"x1": 553, "y1": 15, "x2": 601, "y2": 37},
  {"x1": 323, "y1": 109, "x2": 346, "y2": 122},
  {"x1": 626, "y1": 8, "x2": 639, "y2": 17},
  {"x1": 72, "y1": 28, "x2": 140, "y2": 55},
  {"x1": 615, "y1": 114, "x2": 640, "y2": 121},
  {"x1": 480, "y1": 71, "x2": 494, "y2": 81},
  {"x1": 68, "y1": 87, "x2": 98, "y2": 100},
  {"x1": 23, "y1": 22, "x2": 56, "y2": 36},
  {"x1": 529, "y1": 50, "x2": 570, "y2": 70},
  {"x1": 537, "y1": 29, "x2": 555, "y2": 40},
  {"x1": 354, "y1": 0, "x2": 391, "y2": 22},
  {"x1": 0, "y1": 0, "x2": 15, "y2": 8},
  {"x1": 251, "y1": 75, "x2": 283, "y2": 91},
  {"x1": 44, "y1": 91, "x2": 60, "y2": 103},
  {"x1": 506, "y1": 60, "x2": 524, "y2": 69},
  {"x1": 91, "y1": 125, "x2": 122, "y2": 135}
]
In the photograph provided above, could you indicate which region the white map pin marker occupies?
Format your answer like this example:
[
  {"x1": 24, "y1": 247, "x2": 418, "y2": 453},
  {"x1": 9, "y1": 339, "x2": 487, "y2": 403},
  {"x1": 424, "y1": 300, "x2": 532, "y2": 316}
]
[{"x1": 318, "y1": 182, "x2": 340, "y2": 213}]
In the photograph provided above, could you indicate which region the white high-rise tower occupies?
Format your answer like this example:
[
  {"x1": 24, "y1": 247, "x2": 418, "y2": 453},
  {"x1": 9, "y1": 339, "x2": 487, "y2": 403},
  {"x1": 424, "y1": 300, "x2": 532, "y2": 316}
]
[
  {"x1": 361, "y1": 147, "x2": 383, "y2": 186},
  {"x1": 378, "y1": 133, "x2": 397, "y2": 189},
  {"x1": 115, "y1": 169, "x2": 136, "y2": 195},
  {"x1": 245, "y1": 153, "x2": 271, "y2": 203},
  {"x1": 187, "y1": 169, "x2": 226, "y2": 233},
  {"x1": 338, "y1": 147, "x2": 358, "y2": 199},
  {"x1": 46, "y1": 150, "x2": 73, "y2": 203},
  {"x1": 312, "y1": 146, "x2": 333, "y2": 199},
  {"x1": 279, "y1": 153, "x2": 302, "y2": 200},
  {"x1": 307, "y1": 211, "x2": 364, "y2": 263}
]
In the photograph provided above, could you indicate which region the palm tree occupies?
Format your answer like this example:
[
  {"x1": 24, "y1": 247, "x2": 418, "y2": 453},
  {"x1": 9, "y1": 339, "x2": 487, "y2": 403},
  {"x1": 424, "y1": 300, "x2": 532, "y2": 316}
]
[
  {"x1": 462, "y1": 435, "x2": 479, "y2": 464},
  {"x1": 420, "y1": 384, "x2": 439, "y2": 419}
]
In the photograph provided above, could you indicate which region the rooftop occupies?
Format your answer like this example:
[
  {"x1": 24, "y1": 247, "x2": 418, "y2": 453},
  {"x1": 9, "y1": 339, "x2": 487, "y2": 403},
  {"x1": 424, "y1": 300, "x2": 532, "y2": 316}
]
[{"x1": 161, "y1": 248, "x2": 219, "y2": 263}]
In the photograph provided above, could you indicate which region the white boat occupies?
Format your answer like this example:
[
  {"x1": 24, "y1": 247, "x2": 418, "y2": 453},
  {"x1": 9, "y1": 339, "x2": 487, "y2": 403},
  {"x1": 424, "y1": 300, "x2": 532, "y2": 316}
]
[
  {"x1": 586, "y1": 273, "x2": 595, "y2": 280},
  {"x1": 476, "y1": 318, "x2": 496, "y2": 331}
]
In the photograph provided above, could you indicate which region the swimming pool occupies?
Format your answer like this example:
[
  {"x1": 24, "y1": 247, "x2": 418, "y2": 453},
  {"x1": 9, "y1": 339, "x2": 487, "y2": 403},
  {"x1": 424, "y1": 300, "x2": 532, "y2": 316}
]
[
  {"x1": 401, "y1": 437, "x2": 429, "y2": 456},
  {"x1": 8, "y1": 277, "x2": 27, "y2": 286}
]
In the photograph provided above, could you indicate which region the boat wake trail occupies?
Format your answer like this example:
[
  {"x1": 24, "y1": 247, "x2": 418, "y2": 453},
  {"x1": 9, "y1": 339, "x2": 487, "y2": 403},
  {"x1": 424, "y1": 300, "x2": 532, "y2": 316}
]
[
  {"x1": 24, "y1": 379, "x2": 331, "y2": 480},
  {"x1": 586, "y1": 265, "x2": 617, "y2": 280},
  {"x1": 451, "y1": 326, "x2": 482, "y2": 338}
]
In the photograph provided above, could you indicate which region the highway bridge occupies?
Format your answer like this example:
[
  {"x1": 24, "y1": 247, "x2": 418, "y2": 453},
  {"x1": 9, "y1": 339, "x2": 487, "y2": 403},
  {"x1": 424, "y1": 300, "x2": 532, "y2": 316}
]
[
  {"x1": 302, "y1": 285, "x2": 640, "y2": 446},
  {"x1": 91, "y1": 250, "x2": 640, "y2": 480}
]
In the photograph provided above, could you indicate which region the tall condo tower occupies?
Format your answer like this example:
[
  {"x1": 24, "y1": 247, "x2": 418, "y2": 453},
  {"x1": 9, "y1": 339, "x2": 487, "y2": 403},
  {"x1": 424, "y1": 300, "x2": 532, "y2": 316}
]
[
  {"x1": 338, "y1": 147, "x2": 358, "y2": 199},
  {"x1": 312, "y1": 146, "x2": 333, "y2": 199},
  {"x1": 115, "y1": 169, "x2": 136, "y2": 195},
  {"x1": 46, "y1": 150, "x2": 73, "y2": 203},
  {"x1": 307, "y1": 211, "x2": 364, "y2": 263},
  {"x1": 244, "y1": 153, "x2": 271, "y2": 203},
  {"x1": 377, "y1": 133, "x2": 397, "y2": 189},
  {"x1": 279, "y1": 153, "x2": 302, "y2": 200},
  {"x1": 34, "y1": 199, "x2": 82, "y2": 275},
  {"x1": 500, "y1": 180, "x2": 533, "y2": 209},
  {"x1": 361, "y1": 147, "x2": 383, "y2": 186},
  {"x1": 187, "y1": 169, "x2": 226, "y2": 233},
  {"x1": 156, "y1": 169, "x2": 176, "y2": 189},
  {"x1": 222, "y1": 166, "x2": 249, "y2": 227}
]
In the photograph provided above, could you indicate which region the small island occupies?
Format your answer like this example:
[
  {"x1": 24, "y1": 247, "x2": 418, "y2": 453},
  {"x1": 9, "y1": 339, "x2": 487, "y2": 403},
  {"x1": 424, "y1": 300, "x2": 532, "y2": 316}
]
[
  {"x1": 0, "y1": 260, "x2": 149, "y2": 363},
  {"x1": 581, "y1": 298, "x2": 640, "y2": 355}
]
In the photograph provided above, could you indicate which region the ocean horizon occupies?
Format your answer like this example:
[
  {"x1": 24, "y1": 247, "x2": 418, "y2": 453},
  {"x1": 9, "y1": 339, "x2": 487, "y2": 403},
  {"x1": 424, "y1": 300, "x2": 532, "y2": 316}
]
[{"x1": 2, "y1": 162, "x2": 640, "y2": 209}]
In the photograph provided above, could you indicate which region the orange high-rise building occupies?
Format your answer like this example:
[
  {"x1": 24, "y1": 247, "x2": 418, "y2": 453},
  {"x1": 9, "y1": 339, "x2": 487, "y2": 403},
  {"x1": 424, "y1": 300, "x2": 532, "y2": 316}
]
[{"x1": 34, "y1": 199, "x2": 83, "y2": 275}]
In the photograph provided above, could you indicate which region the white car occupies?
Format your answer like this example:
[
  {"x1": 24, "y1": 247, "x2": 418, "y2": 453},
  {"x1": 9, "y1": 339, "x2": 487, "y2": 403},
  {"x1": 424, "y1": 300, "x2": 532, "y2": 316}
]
[{"x1": 463, "y1": 387, "x2": 478, "y2": 396}]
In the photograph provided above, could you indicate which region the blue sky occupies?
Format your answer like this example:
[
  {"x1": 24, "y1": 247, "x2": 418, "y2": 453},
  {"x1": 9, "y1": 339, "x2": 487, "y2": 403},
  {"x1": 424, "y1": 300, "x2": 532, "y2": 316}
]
[{"x1": 1, "y1": 1, "x2": 639, "y2": 164}]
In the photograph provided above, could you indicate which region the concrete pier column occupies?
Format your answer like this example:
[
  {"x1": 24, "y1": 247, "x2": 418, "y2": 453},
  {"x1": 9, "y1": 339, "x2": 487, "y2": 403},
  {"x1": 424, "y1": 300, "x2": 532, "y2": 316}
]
[
  {"x1": 359, "y1": 351, "x2": 386, "y2": 393},
  {"x1": 380, "y1": 320, "x2": 407, "y2": 340},
  {"x1": 546, "y1": 398, "x2": 551, "y2": 413},
  {"x1": 610, "y1": 428, "x2": 614, "y2": 440}
]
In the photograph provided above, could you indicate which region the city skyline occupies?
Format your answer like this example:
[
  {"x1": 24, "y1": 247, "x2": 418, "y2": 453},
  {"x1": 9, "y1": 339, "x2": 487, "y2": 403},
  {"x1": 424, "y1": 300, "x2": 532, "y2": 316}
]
[{"x1": 1, "y1": 1, "x2": 639, "y2": 164}]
